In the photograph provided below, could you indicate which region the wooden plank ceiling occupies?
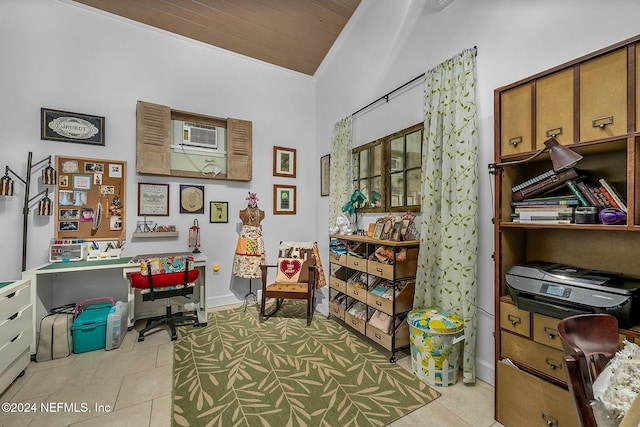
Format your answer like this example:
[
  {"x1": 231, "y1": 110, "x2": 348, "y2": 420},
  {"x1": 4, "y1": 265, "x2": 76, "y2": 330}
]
[{"x1": 73, "y1": 0, "x2": 361, "y2": 76}]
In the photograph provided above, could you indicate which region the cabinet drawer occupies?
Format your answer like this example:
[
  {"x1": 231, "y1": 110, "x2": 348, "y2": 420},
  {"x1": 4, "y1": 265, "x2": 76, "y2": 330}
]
[
  {"x1": 347, "y1": 283, "x2": 367, "y2": 303},
  {"x1": 0, "y1": 305, "x2": 32, "y2": 346},
  {"x1": 344, "y1": 311, "x2": 366, "y2": 335},
  {"x1": 0, "y1": 281, "x2": 31, "y2": 319},
  {"x1": 329, "y1": 253, "x2": 347, "y2": 266},
  {"x1": 329, "y1": 301, "x2": 346, "y2": 321},
  {"x1": 0, "y1": 330, "x2": 31, "y2": 372},
  {"x1": 367, "y1": 248, "x2": 418, "y2": 280},
  {"x1": 367, "y1": 281, "x2": 415, "y2": 316},
  {"x1": 501, "y1": 331, "x2": 566, "y2": 382},
  {"x1": 347, "y1": 256, "x2": 367, "y2": 272},
  {"x1": 533, "y1": 313, "x2": 563, "y2": 351},
  {"x1": 580, "y1": 48, "x2": 628, "y2": 142},
  {"x1": 536, "y1": 68, "x2": 574, "y2": 146},
  {"x1": 501, "y1": 83, "x2": 532, "y2": 155},
  {"x1": 500, "y1": 301, "x2": 531, "y2": 338},
  {"x1": 329, "y1": 276, "x2": 347, "y2": 293},
  {"x1": 497, "y1": 361, "x2": 577, "y2": 427},
  {"x1": 366, "y1": 321, "x2": 409, "y2": 351}
]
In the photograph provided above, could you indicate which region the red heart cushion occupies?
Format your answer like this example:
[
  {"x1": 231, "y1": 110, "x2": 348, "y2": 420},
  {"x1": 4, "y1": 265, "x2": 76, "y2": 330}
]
[{"x1": 279, "y1": 259, "x2": 301, "y2": 279}]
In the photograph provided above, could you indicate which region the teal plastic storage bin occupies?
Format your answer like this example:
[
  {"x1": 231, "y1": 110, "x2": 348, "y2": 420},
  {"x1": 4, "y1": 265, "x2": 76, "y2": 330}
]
[{"x1": 71, "y1": 303, "x2": 112, "y2": 353}]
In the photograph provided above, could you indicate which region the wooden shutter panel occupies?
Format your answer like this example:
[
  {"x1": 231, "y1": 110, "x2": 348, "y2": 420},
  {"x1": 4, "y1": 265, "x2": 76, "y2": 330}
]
[
  {"x1": 136, "y1": 101, "x2": 171, "y2": 175},
  {"x1": 226, "y1": 118, "x2": 252, "y2": 181}
]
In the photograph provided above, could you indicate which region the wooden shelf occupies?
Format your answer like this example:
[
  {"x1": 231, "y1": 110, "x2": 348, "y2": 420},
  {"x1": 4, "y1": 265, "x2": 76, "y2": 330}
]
[{"x1": 132, "y1": 232, "x2": 179, "y2": 238}]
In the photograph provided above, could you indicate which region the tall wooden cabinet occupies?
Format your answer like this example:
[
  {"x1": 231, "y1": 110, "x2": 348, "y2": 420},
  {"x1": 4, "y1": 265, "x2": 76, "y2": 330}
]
[
  {"x1": 493, "y1": 35, "x2": 640, "y2": 426},
  {"x1": 328, "y1": 234, "x2": 418, "y2": 362}
]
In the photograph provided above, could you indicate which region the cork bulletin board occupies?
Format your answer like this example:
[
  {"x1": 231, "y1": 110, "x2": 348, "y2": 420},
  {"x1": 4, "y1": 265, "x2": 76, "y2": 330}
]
[{"x1": 55, "y1": 156, "x2": 126, "y2": 240}]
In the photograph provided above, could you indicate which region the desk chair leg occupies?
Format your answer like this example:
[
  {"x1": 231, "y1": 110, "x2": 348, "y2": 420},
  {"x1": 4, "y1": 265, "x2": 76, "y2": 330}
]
[{"x1": 138, "y1": 305, "x2": 199, "y2": 342}]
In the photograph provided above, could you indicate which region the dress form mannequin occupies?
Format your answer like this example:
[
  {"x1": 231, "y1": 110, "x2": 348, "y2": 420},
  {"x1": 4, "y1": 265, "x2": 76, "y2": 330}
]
[{"x1": 233, "y1": 193, "x2": 266, "y2": 308}]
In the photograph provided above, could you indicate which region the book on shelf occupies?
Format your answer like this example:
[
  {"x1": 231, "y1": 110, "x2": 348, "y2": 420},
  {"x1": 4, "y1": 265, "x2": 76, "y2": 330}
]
[
  {"x1": 598, "y1": 178, "x2": 627, "y2": 212},
  {"x1": 517, "y1": 211, "x2": 573, "y2": 221},
  {"x1": 511, "y1": 168, "x2": 581, "y2": 202},
  {"x1": 514, "y1": 206, "x2": 574, "y2": 213},
  {"x1": 598, "y1": 186, "x2": 620, "y2": 209},
  {"x1": 512, "y1": 219, "x2": 572, "y2": 224},
  {"x1": 510, "y1": 195, "x2": 580, "y2": 207},
  {"x1": 511, "y1": 169, "x2": 555, "y2": 193},
  {"x1": 592, "y1": 187, "x2": 613, "y2": 208},
  {"x1": 565, "y1": 179, "x2": 591, "y2": 207},
  {"x1": 576, "y1": 181, "x2": 602, "y2": 208}
]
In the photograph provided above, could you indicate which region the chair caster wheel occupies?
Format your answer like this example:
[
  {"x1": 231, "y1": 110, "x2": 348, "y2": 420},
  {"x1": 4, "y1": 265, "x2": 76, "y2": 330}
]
[
  {"x1": 137, "y1": 336, "x2": 144, "y2": 342},
  {"x1": 171, "y1": 334, "x2": 177, "y2": 341},
  {"x1": 200, "y1": 322, "x2": 208, "y2": 327},
  {"x1": 389, "y1": 356, "x2": 396, "y2": 363}
]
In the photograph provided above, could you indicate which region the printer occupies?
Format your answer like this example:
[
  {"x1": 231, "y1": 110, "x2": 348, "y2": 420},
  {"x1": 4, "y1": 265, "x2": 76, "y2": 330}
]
[{"x1": 506, "y1": 261, "x2": 640, "y2": 328}]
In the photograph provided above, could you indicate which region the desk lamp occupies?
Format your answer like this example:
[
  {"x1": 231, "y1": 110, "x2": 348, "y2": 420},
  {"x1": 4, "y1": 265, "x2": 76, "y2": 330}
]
[{"x1": 488, "y1": 137, "x2": 583, "y2": 173}]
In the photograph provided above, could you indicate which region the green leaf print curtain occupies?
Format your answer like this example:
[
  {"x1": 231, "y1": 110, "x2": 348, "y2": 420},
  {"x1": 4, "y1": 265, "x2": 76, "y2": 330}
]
[
  {"x1": 415, "y1": 47, "x2": 479, "y2": 383},
  {"x1": 328, "y1": 116, "x2": 353, "y2": 228}
]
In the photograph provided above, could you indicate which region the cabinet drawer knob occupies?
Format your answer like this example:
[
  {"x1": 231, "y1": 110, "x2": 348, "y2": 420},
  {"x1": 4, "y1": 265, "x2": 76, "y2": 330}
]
[
  {"x1": 592, "y1": 115, "x2": 614, "y2": 128},
  {"x1": 375, "y1": 333, "x2": 382, "y2": 339},
  {"x1": 376, "y1": 301, "x2": 382, "y2": 307},
  {"x1": 543, "y1": 326, "x2": 558, "y2": 339},
  {"x1": 508, "y1": 136, "x2": 523, "y2": 146},
  {"x1": 545, "y1": 357, "x2": 562, "y2": 370},
  {"x1": 507, "y1": 314, "x2": 521, "y2": 325},
  {"x1": 541, "y1": 413, "x2": 558, "y2": 427},
  {"x1": 545, "y1": 127, "x2": 563, "y2": 137}
]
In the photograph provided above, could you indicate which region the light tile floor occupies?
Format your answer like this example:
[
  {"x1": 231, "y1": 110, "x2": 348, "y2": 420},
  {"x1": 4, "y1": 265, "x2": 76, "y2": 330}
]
[{"x1": 0, "y1": 305, "x2": 504, "y2": 427}]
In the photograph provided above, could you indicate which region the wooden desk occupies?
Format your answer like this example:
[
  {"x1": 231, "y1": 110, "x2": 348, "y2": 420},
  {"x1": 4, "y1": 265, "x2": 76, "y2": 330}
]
[{"x1": 22, "y1": 253, "x2": 207, "y2": 354}]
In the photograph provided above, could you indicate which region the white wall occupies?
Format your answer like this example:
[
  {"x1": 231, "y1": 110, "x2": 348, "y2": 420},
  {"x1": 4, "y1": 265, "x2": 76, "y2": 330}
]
[
  {"x1": 314, "y1": 0, "x2": 640, "y2": 384},
  {"x1": 0, "y1": 0, "x2": 317, "y2": 307}
]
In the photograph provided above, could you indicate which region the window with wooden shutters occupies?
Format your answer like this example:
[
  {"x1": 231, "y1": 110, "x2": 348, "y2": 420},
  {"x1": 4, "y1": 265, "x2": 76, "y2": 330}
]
[{"x1": 136, "y1": 101, "x2": 252, "y2": 181}]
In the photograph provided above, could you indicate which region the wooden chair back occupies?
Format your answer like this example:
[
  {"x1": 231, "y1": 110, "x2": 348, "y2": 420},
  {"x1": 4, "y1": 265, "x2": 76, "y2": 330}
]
[{"x1": 557, "y1": 313, "x2": 619, "y2": 427}]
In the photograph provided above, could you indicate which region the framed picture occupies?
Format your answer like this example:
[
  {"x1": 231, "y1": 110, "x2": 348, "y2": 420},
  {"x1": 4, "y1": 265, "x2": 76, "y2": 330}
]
[
  {"x1": 373, "y1": 223, "x2": 384, "y2": 239},
  {"x1": 380, "y1": 216, "x2": 395, "y2": 240},
  {"x1": 273, "y1": 184, "x2": 296, "y2": 215},
  {"x1": 273, "y1": 146, "x2": 297, "y2": 178},
  {"x1": 180, "y1": 184, "x2": 205, "y2": 214},
  {"x1": 72, "y1": 174, "x2": 92, "y2": 190},
  {"x1": 210, "y1": 201, "x2": 228, "y2": 223},
  {"x1": 367, "y1": 223, "x2": 377, "y2": 237},
  {"x1": 320, "y1": 154, "x2": 330, "y2": 196},
  {"x1": 41, "y1": 108, "x2": 105, "y2": 146},
  {"x1": 390, "y1": 221, "x2": 403, "y2": 241},
  {"x1": 138, "y1": 183, "x2": 170, "y2": 216}
]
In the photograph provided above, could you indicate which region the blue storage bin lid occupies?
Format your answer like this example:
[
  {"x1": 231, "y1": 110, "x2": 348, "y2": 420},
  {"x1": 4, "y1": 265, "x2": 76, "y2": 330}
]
[{"x1": 72, "y1": 303, "x2": 112, "y2": 330}]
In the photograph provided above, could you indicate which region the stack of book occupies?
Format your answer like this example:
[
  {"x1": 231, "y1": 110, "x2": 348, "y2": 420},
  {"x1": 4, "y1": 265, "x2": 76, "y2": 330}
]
[{"x1": 511, "y1": 195, "x2": 578, "y2": 224}]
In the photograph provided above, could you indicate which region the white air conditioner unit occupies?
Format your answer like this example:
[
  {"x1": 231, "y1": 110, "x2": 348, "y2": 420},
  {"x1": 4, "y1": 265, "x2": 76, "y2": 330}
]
[{"x1": 182, "y1": 122, "x2": 218, "y2": 149}]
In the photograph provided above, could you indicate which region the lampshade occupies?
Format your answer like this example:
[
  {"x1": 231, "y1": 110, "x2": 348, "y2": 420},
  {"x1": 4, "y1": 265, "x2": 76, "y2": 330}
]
[
  {"x1": 0, "y1": 173, "x2": 14, "y2": 196},
  {"x1": 42, "y1": 164, "x2": 57, "y2": 185},
  {"x1": 545, "y1": 137, "x2": 583, "y2": 171}
]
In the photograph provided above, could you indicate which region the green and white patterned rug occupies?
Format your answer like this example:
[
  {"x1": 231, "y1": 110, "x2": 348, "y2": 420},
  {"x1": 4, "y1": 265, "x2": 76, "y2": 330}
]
[{"x1": 172, "y1": 302, "x2": 439, "y2": 427}]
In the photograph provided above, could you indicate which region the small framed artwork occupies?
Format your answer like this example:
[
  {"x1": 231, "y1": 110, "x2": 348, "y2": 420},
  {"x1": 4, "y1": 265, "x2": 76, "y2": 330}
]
[
  {"x1": 390, "y1": 221, "x2": 403, "y2": 241},
  {"x1": 59, "y1": 175, "x2": 69, "y2": 187},
  {"x1": 41, "y1": 108, "x2": 105, "y2": 146},
  {"x1": 380, "y1": 215, "x2": 395, "y2": 240},
  {"x1": 372, "y1": 223, "x2": 384, "y2": 239},
  {"x1": 273, "y1": 146, "x2": 297, "y2": 178},
  {"x1": 367, "y1": 223, "x2": 377, "y2": 237},
  {"x1": 72, "y1": 174, "x2": 92, "y2": 190},
  {"x1": 273, "y1": 184, "x2": 296, "y2": 215},
  {"x1": 138, "y1": 183, "x2": 170, "y2": 216},
  {"x1": 180, "y1": 184, "x2": 205, "y2": 214},
  {"x1": 210, "y1": 201, "x2": 229, "y2": 223},
  {"x1": 320, "y1": 154, "x2": 330, "y2": 196}
]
